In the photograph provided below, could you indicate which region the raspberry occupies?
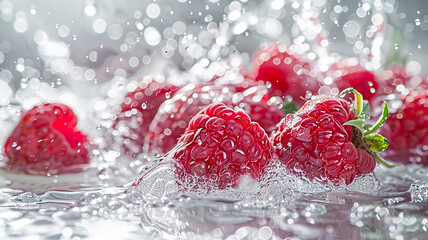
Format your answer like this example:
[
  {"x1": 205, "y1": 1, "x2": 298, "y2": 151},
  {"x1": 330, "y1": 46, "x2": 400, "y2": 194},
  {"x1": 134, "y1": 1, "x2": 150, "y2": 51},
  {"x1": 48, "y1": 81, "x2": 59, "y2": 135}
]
[
  {"x1": 380, "y1": 91, "x2": 428, "y2": 165},
  {"x1": 272, "y1": 88, "x2": 391, "y2": 185},
  {"x1": 172, "y1": 103, "x2": 274, "y2": 189},
  {"x1": 3, "y1": 103, "x2": 89, "y2": 175},
  {"x1": 331, "y1": 59, "x2": 379, "y2": 101},
  {"x1": 378, "y1": 65, "x2": 428, "y2": 95},
  {"x1": 246, "y1": 44, "x2": 320, "y2": 106},
  {"x1": 146, "y1": 84, "x2": 284, "y2": 156},
  {"x1": 113, "y1": 76, "x2": 179, "y2": 157}
]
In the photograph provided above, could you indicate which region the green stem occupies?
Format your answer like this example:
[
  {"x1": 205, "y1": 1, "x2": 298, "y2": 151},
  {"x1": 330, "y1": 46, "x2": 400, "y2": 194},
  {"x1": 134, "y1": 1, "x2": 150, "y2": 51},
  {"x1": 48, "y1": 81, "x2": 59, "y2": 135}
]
[
  {"x1": 339, "y1": 88, "x2": 363, "y2": 118},
  {"x1": 364, "y1": 101, "x2": 389, "y2": 135},
  {"x1": 372, "y1": 152, "x2": 400, "y2": 168}
]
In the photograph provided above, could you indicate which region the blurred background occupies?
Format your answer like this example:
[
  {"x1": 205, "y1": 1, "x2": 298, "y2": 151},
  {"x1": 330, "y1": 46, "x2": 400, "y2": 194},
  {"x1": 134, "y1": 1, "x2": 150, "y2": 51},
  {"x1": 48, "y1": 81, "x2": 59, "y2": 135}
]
[{"x1": 0, "y1": 0, "x2": 426, "y2": 107}]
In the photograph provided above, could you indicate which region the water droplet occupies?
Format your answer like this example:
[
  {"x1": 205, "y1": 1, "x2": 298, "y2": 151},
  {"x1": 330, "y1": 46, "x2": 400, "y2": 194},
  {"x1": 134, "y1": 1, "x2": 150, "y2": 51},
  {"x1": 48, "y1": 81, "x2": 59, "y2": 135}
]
[
  {"x1": 14, "y1": 192, "x2": 42, "y2": 203},
  {"x1": 20, "y1": 77, "x2": 29, "y2": 88},
  {"x1": 415, "y1": 19, "x2": 421, "y2": 26},
  {"x1": 410, "y1": 180, "x2": 428, "y2": 203},
  {"x1": 394, "y1": 44, "x2": 399, "y2": 50}
]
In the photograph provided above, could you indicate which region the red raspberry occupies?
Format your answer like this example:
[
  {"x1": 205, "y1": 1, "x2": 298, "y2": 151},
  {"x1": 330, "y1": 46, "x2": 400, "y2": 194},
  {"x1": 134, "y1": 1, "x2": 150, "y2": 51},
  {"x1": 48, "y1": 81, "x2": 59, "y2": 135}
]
[
  {"x1": 3, "y1": 103, "x2": 89, "y2": 175},
  {"x1": 331, "y1": 59, "x2": 379, "y2": 101},
  {"x1": 246, "y1": 44, "x2": 320, "y2": 106},
  {"x1": 172, "y1": 103, "x2": 274, "y2": 189},
  {"x1": 380, "y1": 91, "x2": 428, "y2": 165},
  {"x1": 113, "y1": 76, "x2": 179, "y2": 157},
  {"x1": 272, "y1": 89, "x2": 391, "y2": 185},
  {"x1": 146, "y1": 84, "x2": 284, "y2": 156},
  {"x1": 378, "y1": 65, "x2": 428, "y2": 95}
]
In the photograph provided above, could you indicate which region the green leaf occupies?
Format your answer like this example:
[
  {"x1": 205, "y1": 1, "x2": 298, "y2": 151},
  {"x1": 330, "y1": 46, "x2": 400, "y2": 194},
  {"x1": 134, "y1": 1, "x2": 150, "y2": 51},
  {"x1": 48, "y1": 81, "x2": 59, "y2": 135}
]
[
  {"x1": 362, "y1": 100, "x2": 370, "y2": 119},
  {"x1": 283, "y1": 102, "x2": 298, "y2": 115},
  {"x1": 339, "y1": 88, "x2": 364, "y2": 118},
  {"x1": 364, "y1": 101, "x2": 389, "y2": 135},
  {"x1": 364, "y1": 133, "x2": 389, "y2": 152},
  {"x1": 344, "y1": 119, "x2": 365, "y2": 132}
]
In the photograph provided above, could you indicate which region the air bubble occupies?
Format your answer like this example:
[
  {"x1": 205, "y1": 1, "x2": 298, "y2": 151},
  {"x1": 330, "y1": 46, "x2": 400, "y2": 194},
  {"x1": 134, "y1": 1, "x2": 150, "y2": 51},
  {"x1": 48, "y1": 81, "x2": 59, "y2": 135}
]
[
  {"x1": 14, "y1": 18, "x2": 28, "y2": 33},
  {"x1": 415, "y1": 19, "x2": 421, "y2": 26},
  {"x1": 129, "y1": 56, "x2": 139, "y2": 67},
  {"x1": 146, "y1": 3, "x2": 161, "y2": 19},
  {"x1": 84, "y1": 5, "x2": 97, "y2": 17},
  {"x1": 173, "y1": 21, "x2": 186, "y2": 34},
  {"x1": 343, "y1": 21, "x2": 360, "y2": 38},
  {"x1": 107, "y1": 24, "x2": 124, "y2": 40},
  {"x1": 14, "y1": 192, "x2": 42, "y2": 203},
  {"x1": 144, "y1": 27, "x2": 161, "y2": 46},
  {"x1": 58, "y1": 25, "x2": 70, "y2": 38},
  {"x1": 93, "y1": 19, "x2": 107, "y2": 34}
]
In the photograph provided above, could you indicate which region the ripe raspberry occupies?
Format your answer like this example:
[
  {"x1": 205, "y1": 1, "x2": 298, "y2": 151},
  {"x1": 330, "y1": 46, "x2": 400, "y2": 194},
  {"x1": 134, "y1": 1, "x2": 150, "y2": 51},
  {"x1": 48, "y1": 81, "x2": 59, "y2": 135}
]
[
  {"x1": 3, "y1": 103, "x2": 89, "y2": 175},
  {"x1": 379, "y1": 91, "x2": 428, "y2": 165},
  {"x1": 146, "y1": 84, "x2": 284, "y2": 156},
  {"x1": 377, "y1": 65, "x2": 428, "y2": 95},
  {"x1": 246, "y1": 44, "x2": 320, "y2": 106},
  {"x1": 113, "y1": 76, "x2": 179, "y2": 157},
  {"x1": 172, "y1": 103, "x2": 274, "y2": 189},
  {"x1": 272, "y1": 88, "x2": 391, "y2": 185},
  {"x1": 331, "y1": 59, "x2": 379, "y2": 101}
]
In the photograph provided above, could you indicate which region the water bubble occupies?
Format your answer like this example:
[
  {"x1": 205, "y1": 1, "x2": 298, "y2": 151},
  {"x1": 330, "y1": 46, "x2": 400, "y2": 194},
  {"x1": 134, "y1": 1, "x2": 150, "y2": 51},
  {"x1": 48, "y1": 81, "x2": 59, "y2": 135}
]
[
  {"x1": 128, "y1": 56, "x2": 139, "y2": 67},
  {"x1": 38, "y1": 41, "x2": 69, "y2": 58},
  {"x1": 144, "y1": 27, "x2": 161, "y2": 46},
  {"x1": 14, "y1": 18, "x2": 28, "y2": 33},
  {"x1": 233, "y1": 22, "x2": 248, "y2": 35},
  {"x1": 58, "y1": 25, "x2": 70, "y2": 38},
  {"x1": 172, "y1": 21, "x2": 186, "y2": 34},
  {"x1": 14, "y1": 192, "x2": 42, "y2": 203},
  {"x1": 84, "y1": 69, "x2": 96, "y2": 80},
  {"x1": 30, "y1": 6, "x2": 36, "y2": 15},
  {"x1": 410, "y1": 180, "x2": 428, "y2": 203},
  {"x1": 84, "y1": 5, "x2": 97, "y2": 17},
  {"x1": 89, "y1": 51, "x2": 98, "y2": 62},
  {"x1": 394, "y1": 44, "x2": 399, "y2": 50},
  {"x1": 107, "y1": 24, "x2": 124, "y2": 40},
  {"x1": 93, "y1": 19, "x2": 107, "y2": 34},
  {"x1": 343, "y1": 20, "x2": 360, "y2": 38},
  {"x1": 371, "y1": 14, "x2": 383, "y2": 25},
  {"x1": 271, "y1": 0, "x2": 285, "y2": 10},
  {"x1": 146, "y1": 3, "x2": 161, "y2": 19},
  {"x1": 415, "y1": 18, "x2": 421, "y2": 26}
]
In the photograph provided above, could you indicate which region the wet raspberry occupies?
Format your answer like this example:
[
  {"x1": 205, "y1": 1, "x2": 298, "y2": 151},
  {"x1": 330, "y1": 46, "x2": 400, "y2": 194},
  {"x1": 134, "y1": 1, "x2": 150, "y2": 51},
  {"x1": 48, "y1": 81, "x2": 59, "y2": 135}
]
[
  {"x1": 380, "y1": 91, "x2": 428, "y2": 165},
  {"x1": 173, "y1": 103, "x2": 274, "y2": 189},
  {"x1": 378, "y1": 65, "x2": 428, "y2": 95},
  {"x1": 246, "y1": 44, "x2": 320, "y2": 106},
  {"x1": 4, "y1": 103, "x2": 89, "y2": 175},
  {"x1": 331, "y1": 59, "x2": 379, "y2": 101},
  {"x1": 114, "y1": 76, "x2": 179, "y2": 157},
  {"x1": 146, "y1": 84, "x2": 284, "y2": 156},
  {"x1": 272, "y1": 95, "x2": 377, "y2": 185}
]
